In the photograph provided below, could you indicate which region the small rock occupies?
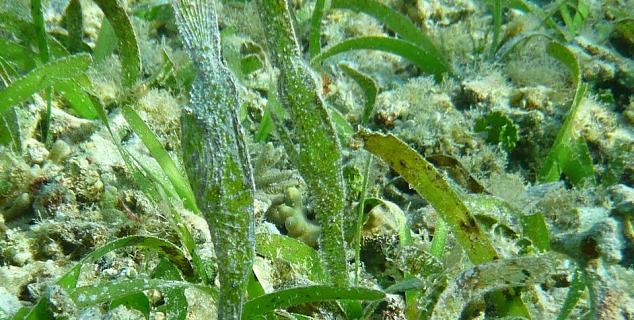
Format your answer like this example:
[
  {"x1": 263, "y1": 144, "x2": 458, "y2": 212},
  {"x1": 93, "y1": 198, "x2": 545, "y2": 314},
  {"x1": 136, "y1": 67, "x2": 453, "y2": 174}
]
[
  {"x1": 0, "y1": 286, "x2": 21, "y2": 318},
  {"x1": 609, "y1": 184, "x2": 634, "y2": 217},
  {"x1": 24, "y1": 139, "x2": 49, "y2": 165},
  {"x1": 48, "y1": 140, "x2": 72, "y2": 164},
  {"x1": 104, "y1": 305, "x2": 145, "y2": 320}
]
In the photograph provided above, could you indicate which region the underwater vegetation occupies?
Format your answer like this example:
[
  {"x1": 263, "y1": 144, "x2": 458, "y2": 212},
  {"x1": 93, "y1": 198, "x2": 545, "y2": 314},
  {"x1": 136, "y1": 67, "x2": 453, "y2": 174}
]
[{"x1": 0, "y1": 0, "x2": 633, "y2": 319}]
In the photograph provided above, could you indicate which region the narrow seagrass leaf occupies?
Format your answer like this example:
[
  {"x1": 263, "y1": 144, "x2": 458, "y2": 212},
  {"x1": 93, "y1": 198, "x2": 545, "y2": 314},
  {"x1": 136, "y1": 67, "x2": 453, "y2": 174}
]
[
  {"x1": 0, "y1": 107, "x2": 22, "y2": 152},
  {"x1": 430, "y1": 217, "x2": 448, "y2": 258},
  {"x1": 51, "y1": 33, "x2": 93, "y2": 53},
  {"x1": 242, "y1": 286, "x2": 385, "y2": 318},
  {"x1": 71, "y1": 279, "x2": 217, "y2": 308},
  {"x1": 110, "y1": 292, "x2": 150, "y2": 319},
  {"x1": 255, "y1": 233, "x2": 326, "y2": 282},
  {"x1": 329, "y1": 105, "x2": 354, "y2": 142},
  {"x1": 62, "y1": 0, "x2": 84, "y2": 53},
  {"x1": 556, "y1": 267, "x2": 587, "y2": 320},
  {"x1": 353, "y1": 156, "x2": 373, "y2": 286},
  {"x1": 0, "y1": 57, "x2": 22, "y2": 156},
  {"x1": 56, "y1": 76, "x2": 98, "y2": 119},
  {"x1": 538, "y1": 41, "x2": 595, "y2": 185},
  {"x1": 15, "y1": 235, "x2": 196, "y2": 320},
  {"x1": 30, "y1": 0, "x2": 53, "y2": 144},
  {"x1": 92, "y1": 0, "x2": 142, "y2": 87},
  {"x1": 89, "y1": 93, "x2": 162, "y2": 201},
  {"x1": 308, "y1": 0, "x2": 329, "y2": 58},
  {"x1": 312, "y1": 36, "x2": 449, "y2": 81},
  {"x1": 153, "y1": 259, "x2": 188, "y2": 320},
  {"x1": 129, "y1": 49, "x2": 175, "y2": 97},
  {"x1": 93, "y1": 18, "x2": 117, "y2": 63},
  {"x1": 255, "y1": 106, "x2": 274, "y2": 142},
  {"x1": 0, "y1": 39, "x2": 36, "y2": 71},
  {"x1": 87, "y1": 87, "x2": 210, "y2": 284},
  {"x1": 30, "y1": 0, "x2": 49, "y2": 63},
  {"x1": 559, "y1": 0, "x2": 588, "y2": 36},
  {"x1": 0, "y1": 9, "x2": 76, "y2": 60},
  {"x1": 0, "y1": 53, "x2": 92, "y2": 114},
  {"x1": 330, "y1": 0, "x2": 444, "y2": 60},
  {"x1": 48, "y1": 34, "x2": 74, "y2": 59},
  {"x1": 521, "y1": 212, "x2": 551, "y2": 251},
  {"x1": 81, "y1": 236, "x2": 195, "y2": 278},
  {"x1": 0, "y1": 6, "x2": 33, "y2": 40},
  {"x1": 357, "y1": 130, "x2": 499, "y2": 264},
  {"x1": 339, "y1": 64, "x2": 377, "y2": 125},
  {"x1": 126, "y1": 153, "x2": 211, "y2": 284},
  {"x1": 548, "y1": 41, "x2": 581, "y2": 82},
  {"x1": 97, "y1": 104, "x2": 211, "y2": 286},
  {"x1": 559, "y1": 1, "x2": 576, "y2": 34},
  {"x1": 121, "y1": 105, "x2": 199, "y2": 214},
  {"x1": 572, "y1": 1, "x2": 590, "y2": 31},
  {"x1": 97, "y1": 91, "x2": 209, "y2": 284},
  {"x1": 560, "y1": 137, "x2": 594, "y2": 186},
  {"x1": 0, "y1": 57, "x2": 18, "y2": 84},
  {"x1": 357, "y1": 129, "x2": 530, "y2": 317},
  {"x1": 488, "y1": 0, "x2": 503, "y2": 57},
  {"x1": 247, "y1": 272, "x2": 266, "y2": 299},
  {"x1": 264, "y1": 84, "x2": 297, "y2": 160}
]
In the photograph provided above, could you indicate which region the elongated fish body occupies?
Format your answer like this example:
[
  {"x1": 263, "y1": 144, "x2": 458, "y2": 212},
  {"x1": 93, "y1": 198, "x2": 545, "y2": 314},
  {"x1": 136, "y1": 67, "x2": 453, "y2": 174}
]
[{"x1": 172, "y1": 0, "x2": 255, "y2": 318}]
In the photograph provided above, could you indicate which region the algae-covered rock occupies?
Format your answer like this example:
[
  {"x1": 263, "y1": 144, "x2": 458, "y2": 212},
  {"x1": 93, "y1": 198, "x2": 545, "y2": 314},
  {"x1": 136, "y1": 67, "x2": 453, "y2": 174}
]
[
  {"x1": 611, "y1": 20, "x2": 634, "y2": 58},
  {"x1": 48, "y1": 140, "x2": 72, "y2": 164},
  {"x1": 0, "y1": 287, "x2": 21, "y2": 318},
  {"x1": 103, "y1": 305, "x2": 145, "y2": 320},
  {"x1": 62, "y1": 156, "x2": 104, "y2": 203},
  {"x1": 32, "y1": 182, "x2": 77, "y2": 220},
  {"x1": 0, "y1": 151, "x2": 37, "y2": 221}
]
